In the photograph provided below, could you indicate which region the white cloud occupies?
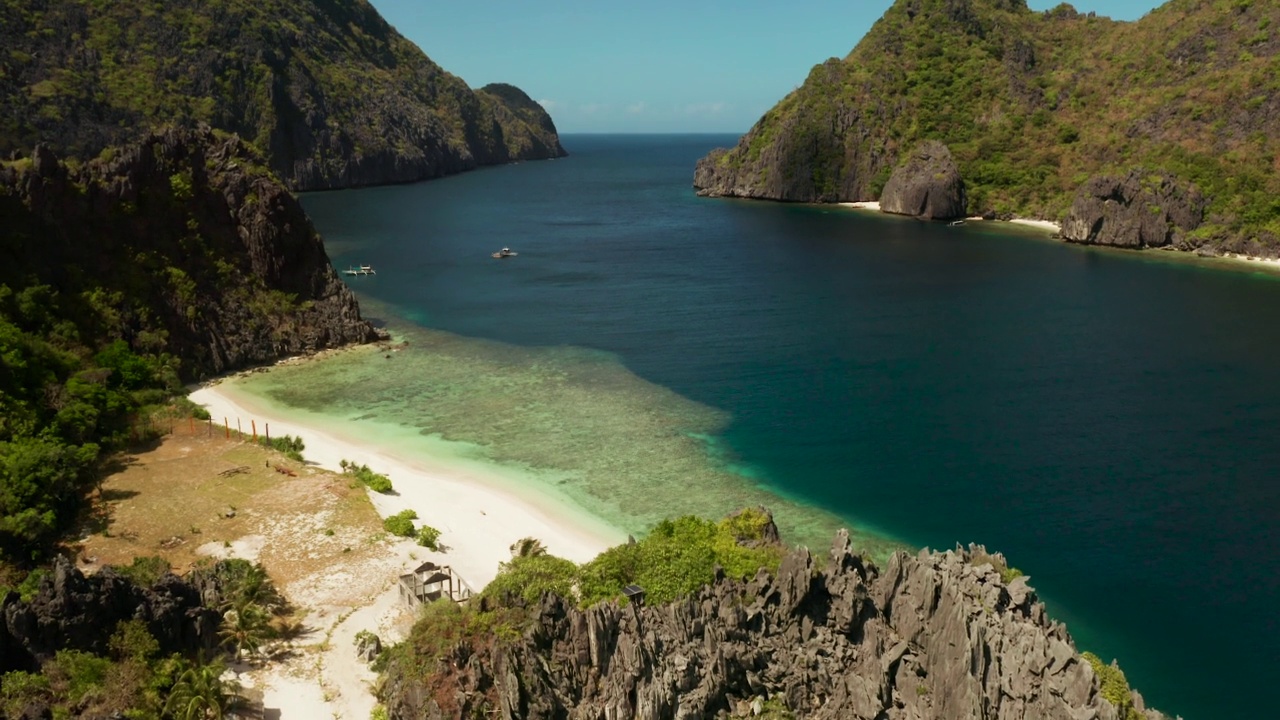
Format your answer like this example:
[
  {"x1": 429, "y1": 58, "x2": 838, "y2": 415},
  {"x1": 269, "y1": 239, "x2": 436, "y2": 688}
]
[
  {"x1": 537, "y1": 99, "x2": 558, "y2": 111},
  {"x1": 627, "y1": 101, "x2": 648, "y2": 114}
]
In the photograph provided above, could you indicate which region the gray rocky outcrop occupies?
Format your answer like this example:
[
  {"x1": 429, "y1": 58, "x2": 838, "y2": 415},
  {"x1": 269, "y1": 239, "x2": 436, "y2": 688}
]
[
  {"x1": 379, "y1": 534, "x2": 1169, "y2": 720},
  {"x1": 879, "y1": 141, "x2": 967, "y2": 220},
  {"x1": 1059, "y1": 170, "x2": 1206, "y2": 249},
  {"x1": 0, "y1": 126, "x2": 382, "y2": 379},
  {"x1": 0, "y1": 557, "x2": 220, "y2": 674}
]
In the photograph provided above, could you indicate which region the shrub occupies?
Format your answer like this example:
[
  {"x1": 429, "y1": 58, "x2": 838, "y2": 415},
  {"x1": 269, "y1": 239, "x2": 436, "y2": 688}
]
[
  {"x1": 260, "y1": 434, "x2": 305, "y2": 462},
  {"x1": 339, "y1": 459, "x2": 394, "y2": 493},
  {"x1": 113, "y1": 555, "x2": 170, "y2": 588},
  {"x1": 1083, "y1": 652, "x2": 1143, "y2": 720},
  {"x1": 480, "y1": 554, "x2": 579, "y2": 606},
  {"x1": 415, "y1": 525, "x2": 441, "y2": 551},
  {"x1": 383, "y1": 510, "x2": 417, "y2": 538}
]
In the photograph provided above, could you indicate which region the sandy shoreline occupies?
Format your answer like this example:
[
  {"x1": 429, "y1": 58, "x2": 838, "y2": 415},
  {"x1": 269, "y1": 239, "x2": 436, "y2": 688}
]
[
  {"x1": 189, "y1": 381, "x2": 626, "y2": 590},
  {"x1": 836, "y1": 201, "x2": 1062, "y2": 234}
]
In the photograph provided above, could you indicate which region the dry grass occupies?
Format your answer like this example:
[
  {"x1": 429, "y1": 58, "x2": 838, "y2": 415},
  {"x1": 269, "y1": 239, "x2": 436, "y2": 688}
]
[{"x1": 80, "y1": 424, "x2": 394, "y2": 605}]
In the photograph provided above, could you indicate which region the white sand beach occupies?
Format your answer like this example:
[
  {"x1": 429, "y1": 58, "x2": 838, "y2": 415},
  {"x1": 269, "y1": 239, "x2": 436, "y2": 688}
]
[
  {"x1": 1006, "y1": 218, "x2": 1061, "y2": 233},
  {"x1": 188, "y1": 377, "x2": 628, "y2": 718},
  {"x1": 837, "y1": 200, "x2": 881, "y2": 211},
  {"x1": 189, "y1": 381, "x2": 624, "y2": 586}
]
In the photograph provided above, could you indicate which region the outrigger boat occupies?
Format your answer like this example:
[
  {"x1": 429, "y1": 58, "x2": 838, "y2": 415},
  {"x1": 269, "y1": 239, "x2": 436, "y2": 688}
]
[
  {"x1": 342, "y1": 265, "x2": 376, "y2": 275},
  {"x1": 491, "y1": 247, "x2": 517, "y2": 259}
]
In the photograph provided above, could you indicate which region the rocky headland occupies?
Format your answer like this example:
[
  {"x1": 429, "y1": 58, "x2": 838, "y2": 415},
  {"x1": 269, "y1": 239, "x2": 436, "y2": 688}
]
[
  {"x1": 378, "y1": 530, "x2": 1168, "y2": 720},
  {"x1": 0, "y1": 126, "x2": 381, "y2": 379},
  {"x1": 0, "y1": 0, "x2": 566, "y2": 191},
  {"x1": 694, "y1": 0, "x2": 1280, "y2": 258}
]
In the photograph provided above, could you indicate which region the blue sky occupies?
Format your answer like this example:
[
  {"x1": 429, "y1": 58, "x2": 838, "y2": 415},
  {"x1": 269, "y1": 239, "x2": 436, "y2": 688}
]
[{"x1": 369, "y1": 0, "x2": 1166, "y2": 134}]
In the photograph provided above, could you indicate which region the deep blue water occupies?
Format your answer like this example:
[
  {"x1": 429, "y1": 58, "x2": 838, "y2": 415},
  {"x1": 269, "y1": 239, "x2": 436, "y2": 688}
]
[{"x1": 305, "y1": 134, "x2": 1280, "y2": 718}]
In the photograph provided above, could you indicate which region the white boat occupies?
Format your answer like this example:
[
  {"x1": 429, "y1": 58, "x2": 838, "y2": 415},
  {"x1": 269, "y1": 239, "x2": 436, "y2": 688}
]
[
  {"x1": 491, "y1": 248, "x2": 518, "y2": 259},
  {"x1": 342, "y1": 265, "x2": 376, "y2": 275}
]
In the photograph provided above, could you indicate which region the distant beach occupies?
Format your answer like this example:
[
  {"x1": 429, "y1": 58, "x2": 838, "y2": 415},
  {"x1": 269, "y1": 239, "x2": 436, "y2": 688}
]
[{"x1": 837, "y1": 200, "x2": 1064, "y2": 234}]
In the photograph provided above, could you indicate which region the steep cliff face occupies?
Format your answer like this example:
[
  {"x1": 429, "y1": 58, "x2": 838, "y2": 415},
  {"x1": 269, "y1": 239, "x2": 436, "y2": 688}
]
[
  {"x1": 380, "y1": 533, "x2": 1167, "y2": 720},
  {"x1": 0, "y1": 126, "x2": 380, "y2": 379},
  {"x1": 879, "y1": 141, "x2": 967, "y2": 220},
  {"x1": 694, "y1": 0, "x2": 1280, "y2": 255},
  {"x1": 0, "y1": 0, "x2": 567, "y2": 191}
]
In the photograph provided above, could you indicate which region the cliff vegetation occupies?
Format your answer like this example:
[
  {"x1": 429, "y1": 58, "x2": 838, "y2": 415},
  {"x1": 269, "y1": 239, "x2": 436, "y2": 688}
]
[
  {"x1": 374, "y1": 511, "x2": 1168, "y2": 720},
  {"x1": 694, "y1": 0, "x2": 1280, "y2": 255},
  {"x1": 0, "y1": 0, "x2": 567, "y2": 190}
]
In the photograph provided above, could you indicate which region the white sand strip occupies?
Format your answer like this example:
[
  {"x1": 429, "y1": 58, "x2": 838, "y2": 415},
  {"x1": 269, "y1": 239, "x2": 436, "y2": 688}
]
[
  {"x1": 188, "y1": 383, "x2": 626, "y2": 592},
  {"x1": 1006, "y1": 218, "x2": 1061, "y2": 233},
  {"x1": 837, "y1": 201, "x2": 881, "y2": 211}
]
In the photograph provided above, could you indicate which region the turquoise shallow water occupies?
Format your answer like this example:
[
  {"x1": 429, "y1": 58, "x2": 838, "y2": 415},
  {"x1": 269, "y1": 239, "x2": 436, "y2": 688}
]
[{"x1": 233, "y1": 135, "x2": 1280, "y2": 717}]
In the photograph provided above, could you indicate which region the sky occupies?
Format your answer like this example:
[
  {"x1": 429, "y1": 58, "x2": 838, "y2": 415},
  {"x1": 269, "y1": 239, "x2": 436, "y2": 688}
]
[{"x1": 369, "y1": 0, "x2": 1168, "y2": 134}]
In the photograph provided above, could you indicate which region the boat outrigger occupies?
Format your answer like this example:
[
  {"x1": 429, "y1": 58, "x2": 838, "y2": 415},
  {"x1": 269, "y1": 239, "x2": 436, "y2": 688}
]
[
  {"x1": 342, "y1": 265, "x2": 376, "y2": 275},
  {"x1": 491, "y1": 247, "x2": 517, "y2": 259}
]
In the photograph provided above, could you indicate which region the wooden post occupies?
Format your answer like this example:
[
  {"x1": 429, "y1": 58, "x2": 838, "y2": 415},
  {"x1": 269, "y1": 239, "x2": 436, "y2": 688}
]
[
  {"x1": 251, "y1": 420, "x2": 257, "y2": 442},
  {"x1": 237, "y1": 418, "x2": 242, "y2": 439},
  {"x1": 265, "y1": 423, "x2": 270, "y2": 442},
  {"x1": 224, "y1": 418, "x2": 229, "y2": 439},
  {"x1": 207, "y1": 417, "x2": 212, "y2": 436}
]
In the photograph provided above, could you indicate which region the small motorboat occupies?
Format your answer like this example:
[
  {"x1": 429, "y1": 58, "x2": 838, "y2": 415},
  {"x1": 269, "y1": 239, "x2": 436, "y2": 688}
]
[
  {"x1": 342, "y1": 264, "x2": 376, "y2": 275},
  {"x1": 948, "y1": 220, "x2": 965, "y2": 227},
  {"x1": 491, "y1": 247, "x2": 518, "y2": 259}
]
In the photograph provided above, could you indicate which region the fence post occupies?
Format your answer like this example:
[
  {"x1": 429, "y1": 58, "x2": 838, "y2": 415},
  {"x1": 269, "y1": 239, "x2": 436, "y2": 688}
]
[
  {"x1": 237, "y1": 418, "x2": 242, "y2": 440},
  {"x1": 224, "y1": 418, "x2": 229, "y2": 439},
  {"x1": 252, "y1": 420, "x2": 257, "y2": 442},
  {"x1": 265, "y1": 423, "x2": 270, "y2": 442}
]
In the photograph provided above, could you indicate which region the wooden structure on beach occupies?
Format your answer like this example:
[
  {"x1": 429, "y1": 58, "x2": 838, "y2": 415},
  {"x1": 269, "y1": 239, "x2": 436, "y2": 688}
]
[{"x1": 398, "y1": 561, "x2": 472, "y2": 608}]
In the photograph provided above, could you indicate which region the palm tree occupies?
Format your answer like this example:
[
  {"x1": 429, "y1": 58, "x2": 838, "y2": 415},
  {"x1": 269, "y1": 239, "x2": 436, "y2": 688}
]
[
  {"x1": 510, "y1": 537, "x2": 547, "y2": 558},
  {"x1": 164, "y1": 659, "x2": 240, "y2": 720},
  {"x1": 219, "y1": 602, "x2": 270, "y2": 661}
]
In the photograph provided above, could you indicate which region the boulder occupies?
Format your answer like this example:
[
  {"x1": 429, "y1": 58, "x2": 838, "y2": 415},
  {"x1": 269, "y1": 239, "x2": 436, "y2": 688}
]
[
  {"x1": 1061, "y1": 169, "x2": 1206, "y2": 248},
  {"x1": 879, "y1": 141, "x2": 968, "y2": 220}
]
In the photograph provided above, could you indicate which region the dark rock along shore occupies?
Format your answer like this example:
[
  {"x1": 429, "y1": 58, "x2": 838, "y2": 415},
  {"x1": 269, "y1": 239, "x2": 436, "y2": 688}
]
[
  {"x1": 380, "y1": 531, "x2": 1169, "y2": 720},
  {"x1": 0, "y1": 126, "x2": 381, "y2": 380}
]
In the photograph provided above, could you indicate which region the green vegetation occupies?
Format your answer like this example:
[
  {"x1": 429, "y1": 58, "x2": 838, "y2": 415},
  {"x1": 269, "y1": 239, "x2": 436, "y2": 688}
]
[
  {"x1": 259, "y1": 433, "x2": 305, "y2": 462},
  {"x1": 341, "y1": 459, "x2": 394, "y2": 493},
  {"x1": 0, "y1": 284, "x2": 187, "y2": 564},
  {"x1": 383, "y1": 509, "x2": 417, "y2": 538},
  {"x1": 113, "y1": 555, "x2": 172, "y2": 588},
  {"x1": 705, "y1": 0, "x2": 1280, "y2": 250},
  {"x1": 415, "y1": 524, "x2": 441, "y2": 550},
  {"x1": 376, "y1": 511, "x2": 784, "y2": 694},
  {"x1": 577, "y1": 510, "x2": 785, "y2": 606},
  {"x1": 0, "y1": 617, "x2": 242, "y2": 719},
  {"x1": 1083, "y1": 652, "x2": 1144, "y2": 720}
]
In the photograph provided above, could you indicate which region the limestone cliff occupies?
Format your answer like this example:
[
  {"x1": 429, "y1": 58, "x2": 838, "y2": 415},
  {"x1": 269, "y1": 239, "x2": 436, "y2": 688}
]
[
  {"x1": 1061, "y1": 170, "x2": 1208, "y2": 249},
  {"x1": 879, "y1": 141, "x2": 967, "y2": 220},
  {"x1": 0, "y1": 126, "x2": 381, "y2": 380},
  {"x1": 379, "y1": 533, "x2": 1169, "y2": 720},
  {"x1": 0, "y1": 0, "x2": 567, "y2": 191},
  {"x1": 693, "y1": 0, "x2": 1280, "y2": 256},
  {"x1": 0, "y1": 557, "x2": 220, "y2": 675}
]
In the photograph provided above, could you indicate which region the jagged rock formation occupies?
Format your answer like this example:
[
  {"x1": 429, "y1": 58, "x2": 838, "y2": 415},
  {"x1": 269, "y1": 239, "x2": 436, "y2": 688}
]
[
  {"x1": 0, "y1": 557, "x2": 220, "y2": 674},
  {"x1": 0, "y1": 0, "x2": 566, "y2": 191},
  {"x1": 693, "y1": 0, "x2": 1280, "y2": 256},
  {"x1": 879, "y1": 141, "x2": 967, "y2": 220},
  {"x1": 380, "y1": 534, "x2": 1167, "y2": 720},
  {"x1": 1060, "y1": 170, "x2": 1207, "y2": 248},
  {"x1": 0, "y1": 126, "x2": 381, "y2": 379}
]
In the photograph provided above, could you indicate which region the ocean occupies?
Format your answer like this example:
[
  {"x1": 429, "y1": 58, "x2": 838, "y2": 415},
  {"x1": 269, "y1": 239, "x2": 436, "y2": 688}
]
[{"x1": 229, "y1": 134, "x2": 1277, "y2": 717}]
